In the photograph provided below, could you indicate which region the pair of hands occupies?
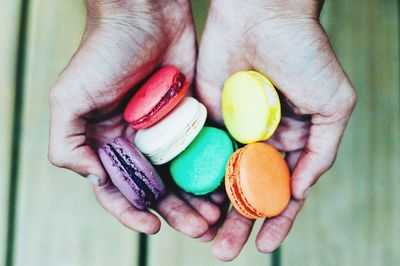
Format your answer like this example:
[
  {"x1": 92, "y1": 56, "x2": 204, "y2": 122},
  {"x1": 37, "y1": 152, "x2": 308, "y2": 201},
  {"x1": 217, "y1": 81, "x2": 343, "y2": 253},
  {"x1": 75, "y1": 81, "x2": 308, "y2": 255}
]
[{"x1": 48, "y1": 0, "x2": 356, "y2": 261}]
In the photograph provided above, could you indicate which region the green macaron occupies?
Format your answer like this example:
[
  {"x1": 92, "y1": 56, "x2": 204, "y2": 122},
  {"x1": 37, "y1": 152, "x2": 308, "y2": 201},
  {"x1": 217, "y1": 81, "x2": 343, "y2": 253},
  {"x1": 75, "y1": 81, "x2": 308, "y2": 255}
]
[{"x1": 170, "y1": 127, "x2": 235, "y2": 195}]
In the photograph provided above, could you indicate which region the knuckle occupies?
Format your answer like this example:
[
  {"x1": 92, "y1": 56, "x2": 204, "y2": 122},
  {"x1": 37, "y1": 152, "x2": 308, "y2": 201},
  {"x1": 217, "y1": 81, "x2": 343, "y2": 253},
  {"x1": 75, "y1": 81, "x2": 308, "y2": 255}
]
[
  {"x1": 49, "y1": 85, "x2": 63, "y2": 101},
  {"x1": 48, "y1": 149, "x2": 68, "y2": 168},
  {"x1": 229, "y1": 215, "x2": 253, "y2": 229},
  {"x1": 118, "y1": 206, "x2": 136, "y2": 224},
  {"x1": 318, "y1": 150, "x2": 337, "y2": 174},
  {"x1": 164, "y1": 201, "x2": 185, "y2": 224},
  {"x1": 321, "y1": 149, "x2": 337, "y2": 169},
  {"x1": 337, "y1": 82, "x2": 357, "y2": 109},
  {"x1": 49, "y1": 85, "x2": 66, "y2": 109},
  {"x1": 49, "y1": 83, "x2": 82, "y2": 110},
  {"x1": 339, "y1": 84, "x2": 357, "y2": 112},
  {"x1": 321, "y1": 80, "x2": 357, "y2": 116},
  {"x1": 347, "y1": 88, "x2": 357, "y2": 109}
]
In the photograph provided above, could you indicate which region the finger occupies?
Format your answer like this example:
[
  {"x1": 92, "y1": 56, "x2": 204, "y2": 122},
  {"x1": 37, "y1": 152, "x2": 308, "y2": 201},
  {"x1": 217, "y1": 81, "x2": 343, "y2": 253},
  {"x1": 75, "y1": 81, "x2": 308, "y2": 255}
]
[
  {"x1": 197, "y1": 195, "x2": 231, "y2": 242},
  {"x1": 94, "y1": 181, "x2": 161, "y2": 234},
  {"x1": 212, "y1": 209, "x2": 254, "y2": 261},
  {"x1": 155, "y1": 193, "x2": 209, "y2": 238},
  {"x1": 198, "y1": 224, "x2": 219, "y2": 242},
  {"x1": 199, "y1": 196, "x2": 229, "y2": 242},
  {"x1": 48, "y1": 29, "x2": 160, "y2": 185},
  {"x1": 256, "y1": 199, "x2": 303, "y2": 253},
  {"x1": 180, "y1": 192, "x2": 221, "y2": 225},
  {"x1": 209, "y1": 189, "x2": 227, "y2": 205},
  {"x1": 199, "y1": 189, "x2": 229, "y2": 242},
  {"x1": 285, "y1": 150, "x2": 302, "y2": 172},
  {"x1": 48, "y1": 111, "x2": 108, "y2": 186}
]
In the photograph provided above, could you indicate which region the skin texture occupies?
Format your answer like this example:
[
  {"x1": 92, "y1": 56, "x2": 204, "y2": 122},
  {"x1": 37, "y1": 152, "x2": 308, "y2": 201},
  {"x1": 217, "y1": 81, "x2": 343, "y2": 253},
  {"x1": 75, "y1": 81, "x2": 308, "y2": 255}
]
[
  {"x1": 196, "y1": 0, "x2": 356, "y2": 261},
  {"x1": 48, "y1": 0, "x2": 221, "y2": 238}
]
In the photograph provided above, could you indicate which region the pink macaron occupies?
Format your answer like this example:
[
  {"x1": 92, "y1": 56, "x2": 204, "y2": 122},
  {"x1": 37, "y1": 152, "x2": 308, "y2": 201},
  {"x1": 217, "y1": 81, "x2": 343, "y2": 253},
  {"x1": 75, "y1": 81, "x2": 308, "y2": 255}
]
[{"x1": 124, "y1": 66, "x2": 190, "y2": 130}]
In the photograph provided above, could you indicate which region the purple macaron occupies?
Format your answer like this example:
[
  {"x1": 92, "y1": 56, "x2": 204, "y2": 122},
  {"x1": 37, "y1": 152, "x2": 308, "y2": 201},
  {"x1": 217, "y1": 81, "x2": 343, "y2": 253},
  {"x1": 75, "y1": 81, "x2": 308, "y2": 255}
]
[{"x1": 98, "y1": 136, "x2": 165, "y2": 210}]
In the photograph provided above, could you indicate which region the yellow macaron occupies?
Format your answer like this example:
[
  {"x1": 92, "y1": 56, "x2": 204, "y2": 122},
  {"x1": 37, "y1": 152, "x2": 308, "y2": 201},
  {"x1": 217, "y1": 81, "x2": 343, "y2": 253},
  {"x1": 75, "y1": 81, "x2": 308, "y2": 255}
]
[{"x1": 222, "y1": 71, "x2": 281, "y2": 144}]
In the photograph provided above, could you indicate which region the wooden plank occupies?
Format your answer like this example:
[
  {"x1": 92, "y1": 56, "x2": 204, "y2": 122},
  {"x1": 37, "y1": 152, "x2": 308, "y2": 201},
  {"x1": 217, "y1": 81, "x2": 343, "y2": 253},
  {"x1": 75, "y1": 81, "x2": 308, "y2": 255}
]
[
  {"x1": 12, "y1": 1, "x2": 138, "y2": 265},
  {"x1": 0, "y1": 0, "x2": 21, "y2": 263},
  {"x1": 191, "y1": 0, "x2": 210, "y2": 40},
  {"x1": 148, "y1": 219, "x2": 270, "y2": 266},
  {"x1": 282, "y1": 0, "x2": 400, "y2": 265}
]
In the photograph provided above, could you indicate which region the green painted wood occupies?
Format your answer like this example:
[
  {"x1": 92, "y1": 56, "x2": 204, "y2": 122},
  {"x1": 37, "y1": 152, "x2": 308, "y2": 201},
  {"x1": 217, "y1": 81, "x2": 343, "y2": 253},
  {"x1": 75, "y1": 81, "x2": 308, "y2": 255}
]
[
  {"x1": 282, "y1": 0, "x2": 400, "y2": 265},
  {"x1": 148, "y1": 219, "x2": 271, "y2": 266},
  {"x1": 191, "y1": 0, "x2": 210, "y2": 40},
  {"x1": 0, "y1": 0, "x2": 21, "y2": 264},
  {"x1": 12, "y1": 1, "x2": 138, "y2": 265}
]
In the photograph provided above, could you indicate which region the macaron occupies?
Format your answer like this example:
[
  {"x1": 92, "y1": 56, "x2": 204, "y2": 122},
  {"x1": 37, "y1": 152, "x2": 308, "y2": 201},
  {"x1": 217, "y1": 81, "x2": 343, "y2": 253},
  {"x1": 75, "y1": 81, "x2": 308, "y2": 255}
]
[
  {"x1": 98, "y1": 137, "x2": 166, "y2": 210},
  {"x1": 221, "y1": 71, "x2": 281, "y2": 144},
  {"x1": 134, "y1": 97, "x2": 207, "y2": 165},
  {"x1": 170, "y1": 127, "x2": 235, "y2": 195},
  {"x1": 225, "y1": 142, "x2": 290, "y2": 219},
  {"x1": 124, "y1": 65, "x2": 190, "y2": 130}
]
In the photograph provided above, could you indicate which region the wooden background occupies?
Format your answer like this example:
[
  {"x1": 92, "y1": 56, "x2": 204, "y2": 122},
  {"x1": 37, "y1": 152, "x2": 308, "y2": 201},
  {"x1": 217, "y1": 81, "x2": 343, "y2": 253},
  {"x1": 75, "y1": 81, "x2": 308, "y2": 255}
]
[{"x1": 1, "y1": 0, "x2": 399, "y2": 265}]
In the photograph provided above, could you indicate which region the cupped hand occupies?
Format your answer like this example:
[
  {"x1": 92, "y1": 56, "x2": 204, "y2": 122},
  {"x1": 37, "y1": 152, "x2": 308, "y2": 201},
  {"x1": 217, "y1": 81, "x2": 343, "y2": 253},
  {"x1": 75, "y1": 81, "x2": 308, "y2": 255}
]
[
  {"x1": 48, "y1": 0, "x2": 220, "y2": 237},
  {"x1": 196, "y1": 0, "x2": 356, "y2": 260}
]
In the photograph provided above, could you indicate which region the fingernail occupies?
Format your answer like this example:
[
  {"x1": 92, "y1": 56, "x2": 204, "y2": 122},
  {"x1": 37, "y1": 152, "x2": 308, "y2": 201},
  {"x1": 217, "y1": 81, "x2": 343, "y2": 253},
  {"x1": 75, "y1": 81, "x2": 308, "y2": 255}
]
[{"x1": 87, "y1": 174, "x2": 101, "y2": 186}]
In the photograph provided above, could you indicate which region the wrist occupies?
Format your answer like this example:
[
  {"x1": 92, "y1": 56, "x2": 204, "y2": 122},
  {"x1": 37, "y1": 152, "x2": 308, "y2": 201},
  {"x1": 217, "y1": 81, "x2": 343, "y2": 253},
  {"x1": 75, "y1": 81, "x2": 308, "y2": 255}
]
[{"x1": 211, "y1": 0, "x2": 323, "y2": 19}]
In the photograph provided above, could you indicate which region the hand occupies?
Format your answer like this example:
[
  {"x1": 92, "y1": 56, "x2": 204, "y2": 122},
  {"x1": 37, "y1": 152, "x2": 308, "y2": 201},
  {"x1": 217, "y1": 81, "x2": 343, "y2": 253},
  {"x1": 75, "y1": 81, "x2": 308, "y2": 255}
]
[
  {"x1": 196, "y1": 0, "x2": 356, "y2": 260},
  {"x1": 48, "y1": 0, "x2": 221, "y2": 238}
]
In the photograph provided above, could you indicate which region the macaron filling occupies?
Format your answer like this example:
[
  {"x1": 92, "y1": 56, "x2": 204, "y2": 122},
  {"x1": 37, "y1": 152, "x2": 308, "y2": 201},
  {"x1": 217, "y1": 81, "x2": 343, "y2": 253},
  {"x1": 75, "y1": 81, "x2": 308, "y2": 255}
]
[
  {"x1": 250, "y1": 71, "x2": 280, "y2": 139},
  {"x1": 130, "y1": 73, "x2": 188, "y2": 128},
  {"x1": 104, "y1": 143, "x2": 157, "y2": 207},
  {"x1": 226, "y1": 148, "x2": 262, "y2": 219}
]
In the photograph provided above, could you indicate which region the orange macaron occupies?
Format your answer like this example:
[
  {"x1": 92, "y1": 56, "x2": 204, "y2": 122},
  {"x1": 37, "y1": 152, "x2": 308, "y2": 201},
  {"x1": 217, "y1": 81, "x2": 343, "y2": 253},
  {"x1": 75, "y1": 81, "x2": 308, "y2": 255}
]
[{"x1": 225, "y1": 142, "x2": 291, "y2": 219}]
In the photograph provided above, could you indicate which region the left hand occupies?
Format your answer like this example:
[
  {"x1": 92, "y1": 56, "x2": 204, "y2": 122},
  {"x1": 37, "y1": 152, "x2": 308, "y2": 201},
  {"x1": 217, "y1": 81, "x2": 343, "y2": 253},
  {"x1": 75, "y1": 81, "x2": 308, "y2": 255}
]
[
  {"x1": 196, "y1": 0, "x2": 356, "y2": 260},
  {"x1": 48, "y1": 0, "x2": 221, "y2": 238}
]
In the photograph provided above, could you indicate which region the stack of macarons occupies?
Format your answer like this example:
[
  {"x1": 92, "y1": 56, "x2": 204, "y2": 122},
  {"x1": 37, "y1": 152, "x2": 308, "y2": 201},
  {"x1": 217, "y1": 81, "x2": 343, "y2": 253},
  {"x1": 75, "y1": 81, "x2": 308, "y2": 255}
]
[
  {"x1": 222, "y1": 71, "x2": 291, "y2": 219},
  {"x1": 98, "y1": 66, "x2": 290, "y2": 219},
  {"x1": 98, "y1": 66, "x2": 234, "y2": 209}
]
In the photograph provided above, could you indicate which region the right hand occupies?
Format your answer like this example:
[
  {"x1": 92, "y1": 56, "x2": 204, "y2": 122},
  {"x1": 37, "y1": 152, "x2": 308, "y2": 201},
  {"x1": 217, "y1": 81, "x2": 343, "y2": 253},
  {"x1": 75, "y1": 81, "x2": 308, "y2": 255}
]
[
  {"x1": 196, "y1": 0, "x2": 357, "y2": 260},
  {"x1": 48, "y1": 0, "x2": 221, "y2": 238}
]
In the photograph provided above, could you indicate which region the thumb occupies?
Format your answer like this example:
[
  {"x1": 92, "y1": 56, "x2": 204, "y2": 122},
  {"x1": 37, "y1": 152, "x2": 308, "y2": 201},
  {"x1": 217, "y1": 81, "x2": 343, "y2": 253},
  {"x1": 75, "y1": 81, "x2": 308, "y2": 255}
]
[
  {"x1": 291, "y1": 82, "x2": 356, "y2": 199},
  {"x1": 48, "y1": 108, "x2": 107, "y2": 186},
  {"x1": 48, "y1": 28, "x2": 159, "y2": 186}
]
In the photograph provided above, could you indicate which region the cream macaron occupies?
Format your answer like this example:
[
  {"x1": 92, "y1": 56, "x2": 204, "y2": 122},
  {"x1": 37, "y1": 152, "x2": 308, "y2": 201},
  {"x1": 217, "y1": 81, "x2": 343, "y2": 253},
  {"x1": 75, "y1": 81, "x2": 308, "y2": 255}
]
[{"x1": 134, "y1": 97, "x2": 207, "y2": 165}]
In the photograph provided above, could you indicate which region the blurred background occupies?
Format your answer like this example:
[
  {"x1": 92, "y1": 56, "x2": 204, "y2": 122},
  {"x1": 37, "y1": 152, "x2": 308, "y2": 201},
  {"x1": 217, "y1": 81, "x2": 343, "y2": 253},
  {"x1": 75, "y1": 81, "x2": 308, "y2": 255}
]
[{"x1": 0, "y1": 0, "x2": 399, "y2": 265}]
